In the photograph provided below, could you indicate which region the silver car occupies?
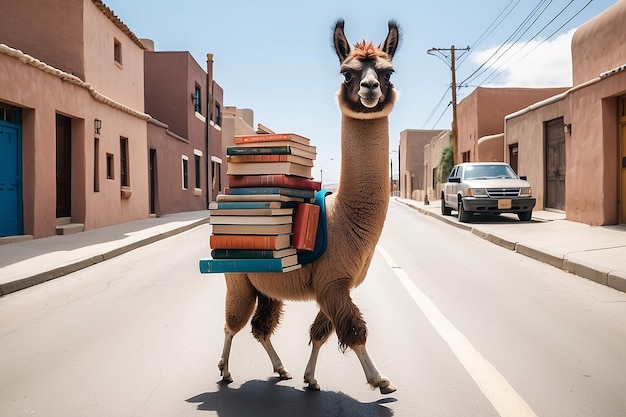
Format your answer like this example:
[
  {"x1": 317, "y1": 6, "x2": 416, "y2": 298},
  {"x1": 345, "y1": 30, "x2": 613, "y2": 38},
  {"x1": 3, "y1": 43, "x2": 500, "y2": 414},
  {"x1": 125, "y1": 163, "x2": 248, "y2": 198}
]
[{"x1": 441, "y1": 162, "x2": 536, "y2": 222}]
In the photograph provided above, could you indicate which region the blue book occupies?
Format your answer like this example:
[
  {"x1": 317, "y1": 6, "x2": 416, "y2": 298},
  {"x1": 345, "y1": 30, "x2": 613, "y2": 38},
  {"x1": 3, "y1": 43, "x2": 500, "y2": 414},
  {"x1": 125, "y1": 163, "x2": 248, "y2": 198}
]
[
  {"x1": 199, "y1": 255, "x2": 301, "y2": 273},
  {"x1": 226, "y1": 186, "x2": 315, "y2": 199}
]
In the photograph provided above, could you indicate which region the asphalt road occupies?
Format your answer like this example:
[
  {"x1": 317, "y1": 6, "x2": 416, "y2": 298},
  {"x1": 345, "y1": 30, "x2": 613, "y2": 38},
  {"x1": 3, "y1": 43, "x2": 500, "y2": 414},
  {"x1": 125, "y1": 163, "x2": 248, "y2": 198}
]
[{"x1": 1, "y1": 200, "x2": 625, "y2": 416}]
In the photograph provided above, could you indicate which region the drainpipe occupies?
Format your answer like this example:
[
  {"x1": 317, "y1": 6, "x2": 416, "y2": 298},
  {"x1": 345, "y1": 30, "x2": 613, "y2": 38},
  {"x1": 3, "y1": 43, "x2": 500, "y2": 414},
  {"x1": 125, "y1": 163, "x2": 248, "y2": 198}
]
[{"x1": 206, "y1": 53, "x2": 214, "y2": 208}]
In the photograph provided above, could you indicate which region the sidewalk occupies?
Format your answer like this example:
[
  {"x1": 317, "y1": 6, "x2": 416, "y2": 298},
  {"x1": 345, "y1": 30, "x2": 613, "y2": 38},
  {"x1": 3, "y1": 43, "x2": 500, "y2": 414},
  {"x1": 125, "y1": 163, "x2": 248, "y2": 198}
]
[
  {"x1": 0, "y1": 211, "x2": 210, "y2": 296},
  {"x1": 395, "y1": 197, "x2": 626, "y2": 294},
  {"x1": 1, "y1": 202, "x2": 626, "y2": 297}
]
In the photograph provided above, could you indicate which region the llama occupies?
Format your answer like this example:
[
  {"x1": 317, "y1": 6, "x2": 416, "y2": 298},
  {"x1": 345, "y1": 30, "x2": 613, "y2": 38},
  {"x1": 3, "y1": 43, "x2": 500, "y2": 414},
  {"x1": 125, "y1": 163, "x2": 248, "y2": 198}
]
[{"x1": 218, "y1": 19, "x2": 400, "y2": 395}]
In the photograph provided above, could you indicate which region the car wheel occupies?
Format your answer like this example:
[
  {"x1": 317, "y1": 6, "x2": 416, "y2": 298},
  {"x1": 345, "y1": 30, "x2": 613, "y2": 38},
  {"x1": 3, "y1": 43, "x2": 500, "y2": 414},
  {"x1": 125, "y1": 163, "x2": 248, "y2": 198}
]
[
  {"x1": 458, "y1": 200, "x2": 472, "y2": 222},
  {"x1": 441, "y1": 195, "x2": 452, "y2": 216},
  {"x1": 518, "y1": 211, "x2": 532, "y2": 221}
]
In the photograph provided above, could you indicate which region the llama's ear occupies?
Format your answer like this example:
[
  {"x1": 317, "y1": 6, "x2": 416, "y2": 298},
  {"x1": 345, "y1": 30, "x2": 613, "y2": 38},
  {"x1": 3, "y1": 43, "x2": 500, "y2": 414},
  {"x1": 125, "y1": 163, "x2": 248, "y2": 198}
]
[
  {"x1": 333, "y1": 19, "x2": 350, "y2": 62},
  {"x1": 382, "y1": 20, "x2": 401, "y2": 60}
]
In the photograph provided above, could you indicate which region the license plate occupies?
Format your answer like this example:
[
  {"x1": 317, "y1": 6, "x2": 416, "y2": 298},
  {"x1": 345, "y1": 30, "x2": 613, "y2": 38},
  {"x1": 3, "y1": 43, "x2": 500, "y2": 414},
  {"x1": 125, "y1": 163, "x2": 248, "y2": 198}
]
[{"x1": 498, "y1": 199, "x2": 512, "y2": 209}]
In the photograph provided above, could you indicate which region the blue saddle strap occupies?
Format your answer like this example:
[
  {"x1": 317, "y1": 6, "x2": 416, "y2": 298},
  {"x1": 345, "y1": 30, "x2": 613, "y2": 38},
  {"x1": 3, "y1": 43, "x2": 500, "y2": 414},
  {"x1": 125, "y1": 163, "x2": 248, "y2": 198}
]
[{"x1": 297, "y1": 189, "x2": 332, "y2": 265}]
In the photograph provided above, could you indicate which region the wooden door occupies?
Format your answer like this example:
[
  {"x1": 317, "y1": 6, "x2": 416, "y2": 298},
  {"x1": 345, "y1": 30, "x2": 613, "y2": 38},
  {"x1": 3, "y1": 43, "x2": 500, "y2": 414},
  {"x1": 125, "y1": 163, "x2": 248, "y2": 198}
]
[
  {"x1": 620, "y1": 122, "x2": 626, "y2": 224},
  {"x1": 545, "y1": 118, "x2": 566, "y2": 210}
]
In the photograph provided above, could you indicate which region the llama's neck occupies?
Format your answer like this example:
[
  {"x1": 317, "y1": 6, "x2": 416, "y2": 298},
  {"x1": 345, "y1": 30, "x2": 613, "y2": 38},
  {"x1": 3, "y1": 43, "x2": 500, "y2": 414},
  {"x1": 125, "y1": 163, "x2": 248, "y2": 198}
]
[{"x1": 335, "y1": 115, "x2": 390, "y2": 234}]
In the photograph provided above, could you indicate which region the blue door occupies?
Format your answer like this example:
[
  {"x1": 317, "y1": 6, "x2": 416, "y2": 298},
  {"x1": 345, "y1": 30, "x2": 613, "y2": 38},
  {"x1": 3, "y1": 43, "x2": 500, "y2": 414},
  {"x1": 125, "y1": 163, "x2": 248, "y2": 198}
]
[{"x1": 0, "y1": 109, "x2": 23, "y2": 237}]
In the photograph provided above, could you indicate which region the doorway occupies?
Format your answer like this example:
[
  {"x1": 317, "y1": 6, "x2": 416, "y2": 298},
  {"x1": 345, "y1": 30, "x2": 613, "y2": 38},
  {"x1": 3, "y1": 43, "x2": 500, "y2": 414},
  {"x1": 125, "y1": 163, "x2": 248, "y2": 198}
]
[
  {"x1": 149, "y1": 148, "x2": 157, "y2": 215},
  {"x1": 545, "y1": 118, "x2": 566, "y2": 211},
  {"x1": 0, "y1": 104, "x2": 22, "y2": 236},
  {"x1": 56, "y1": 114, "x2": 72, "y2": 218}
]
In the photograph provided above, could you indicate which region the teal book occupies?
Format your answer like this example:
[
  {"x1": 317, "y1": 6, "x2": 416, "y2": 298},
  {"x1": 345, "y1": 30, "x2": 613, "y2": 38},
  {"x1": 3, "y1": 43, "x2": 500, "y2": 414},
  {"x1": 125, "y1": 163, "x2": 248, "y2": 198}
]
[
  {"x1": 209, "y1": 201, "x2": 298, "y2": 210},
  {"x1": 199, "y1": 255, "x2": 301, "y2": 273},
  {"x1": 226, "y1": 186, "x2": 315, "y2": 199}
]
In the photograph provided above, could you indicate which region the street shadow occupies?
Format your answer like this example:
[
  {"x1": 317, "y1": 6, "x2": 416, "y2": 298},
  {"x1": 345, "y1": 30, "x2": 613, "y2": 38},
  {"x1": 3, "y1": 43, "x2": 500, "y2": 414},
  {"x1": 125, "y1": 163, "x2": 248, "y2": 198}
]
[
  {"x1": 452, "y1": 212, "x2": 541, "y2": 225},
  {"x1": 186, "y1": 379, "x2": 396, "y2": 417}
]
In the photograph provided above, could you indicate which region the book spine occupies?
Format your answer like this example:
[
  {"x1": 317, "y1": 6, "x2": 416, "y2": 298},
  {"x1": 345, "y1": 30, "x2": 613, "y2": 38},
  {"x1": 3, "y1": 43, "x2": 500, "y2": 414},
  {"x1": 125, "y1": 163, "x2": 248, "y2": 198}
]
[
  {"x1": 199, "y1": 257, "x2": 288, "y2": 273},
  {"x1": 209, "y1": 201, "x2": 298, "y2": 209},
  {"x1": 233, "y1": 133, "x2": 310, "y2": 145},
  {"x1": 291, "y1": 203, "x2": 320, "y2": 251},
  {"x1": 211, "y1": 249, "x2": 281, "y2": 259},
  {"x1": 226, "y1": 187, "x2": 315, "y2": 199},
  {"x1": 227, "y1": 146, "x2": 291, "y2": 155},
  {"x1": 228, "y1": 154, "x2": 313, "y2": 166},
  {"x1": 209, "y1": 234, "x2": 289, "y2": 250},
  {"x1": 228, "y1": 175, "x2": 321, "y2": 190}
]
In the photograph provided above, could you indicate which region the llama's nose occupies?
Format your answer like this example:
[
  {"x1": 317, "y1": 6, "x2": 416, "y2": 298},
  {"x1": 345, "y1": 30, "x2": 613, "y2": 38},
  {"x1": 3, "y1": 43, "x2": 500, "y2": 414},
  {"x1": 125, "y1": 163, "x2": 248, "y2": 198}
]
[{"x1": 360, "y1": 79, "x2": 379, "y2": 90}]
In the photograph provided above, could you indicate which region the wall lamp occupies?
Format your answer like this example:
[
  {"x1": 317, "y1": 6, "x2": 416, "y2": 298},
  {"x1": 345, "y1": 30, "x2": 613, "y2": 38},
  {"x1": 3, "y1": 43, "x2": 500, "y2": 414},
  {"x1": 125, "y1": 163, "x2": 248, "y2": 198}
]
[
  {"x1": 563, "y1": 123, "x2": 572, "y2": 135},
  {"x1": 94, "y1": 118, "x2": 102, "y2": 135}
]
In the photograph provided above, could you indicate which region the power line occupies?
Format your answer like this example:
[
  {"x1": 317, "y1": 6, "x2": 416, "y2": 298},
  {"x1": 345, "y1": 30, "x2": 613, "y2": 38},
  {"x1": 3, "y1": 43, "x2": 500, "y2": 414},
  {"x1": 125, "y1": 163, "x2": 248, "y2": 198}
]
[{"x1": 479, "y1": 0, "x2": 595, "y2": 86}]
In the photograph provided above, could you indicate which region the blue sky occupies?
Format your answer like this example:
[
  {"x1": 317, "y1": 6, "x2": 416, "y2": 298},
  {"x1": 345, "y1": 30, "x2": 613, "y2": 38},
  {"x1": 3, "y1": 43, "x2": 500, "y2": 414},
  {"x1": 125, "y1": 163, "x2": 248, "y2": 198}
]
[{"x1": 103, "y1": 0, "x2": 616, "y2": 184}]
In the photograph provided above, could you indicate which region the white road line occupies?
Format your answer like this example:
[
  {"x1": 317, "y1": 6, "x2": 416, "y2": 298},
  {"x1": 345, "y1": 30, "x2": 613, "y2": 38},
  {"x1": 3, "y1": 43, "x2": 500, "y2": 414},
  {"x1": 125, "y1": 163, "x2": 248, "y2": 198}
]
[{"x1": 377, "y1": 245, "x2": 539, "y2": 417}]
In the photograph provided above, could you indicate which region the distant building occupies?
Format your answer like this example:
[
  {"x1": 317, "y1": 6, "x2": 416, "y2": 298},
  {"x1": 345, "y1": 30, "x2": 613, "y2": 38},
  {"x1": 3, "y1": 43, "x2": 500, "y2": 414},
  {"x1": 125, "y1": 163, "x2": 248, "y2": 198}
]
[
  {"x1": 399, "y1": 129, "x2": 446, "y2": 200},
  {"x1": 143, "y1": 47, "x2": 224, "y2": 216}
]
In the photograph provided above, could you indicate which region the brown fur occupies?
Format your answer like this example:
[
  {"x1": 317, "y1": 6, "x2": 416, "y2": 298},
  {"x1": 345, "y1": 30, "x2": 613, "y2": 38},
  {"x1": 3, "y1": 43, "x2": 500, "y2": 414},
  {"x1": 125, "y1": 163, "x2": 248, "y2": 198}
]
[{"x1": 218, "y1": 19, "x2": 400, "y2": 394}]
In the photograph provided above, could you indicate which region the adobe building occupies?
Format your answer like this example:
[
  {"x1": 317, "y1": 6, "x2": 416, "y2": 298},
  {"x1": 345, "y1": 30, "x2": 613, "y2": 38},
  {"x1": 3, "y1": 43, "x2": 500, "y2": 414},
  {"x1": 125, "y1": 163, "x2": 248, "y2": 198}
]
[
  {"x1": 456, "y1": 87, "x2": 568, "y2": 164},
  {"x1": 399, "y1": 129, "x2": 446, "y2": 199},
  {"x1": 504, "y1": 1, "x2": 626, "y2": 226},
  {"x1": 0, "y1": 0, "x2": 150, "y2": 238},
  {"x1": 143, "y1": 47, "x2": 224, "y2": 216},
  {"x1": 423, "y1": 130, "x2": 453, "y2": 202}
]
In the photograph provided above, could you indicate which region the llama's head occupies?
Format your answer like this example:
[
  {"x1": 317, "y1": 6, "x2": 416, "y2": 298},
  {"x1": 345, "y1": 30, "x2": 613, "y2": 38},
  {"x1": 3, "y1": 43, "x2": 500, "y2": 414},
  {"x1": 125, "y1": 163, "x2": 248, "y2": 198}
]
[{"x1": 333, "y1": 19, "x2": 400, "y2": 120}]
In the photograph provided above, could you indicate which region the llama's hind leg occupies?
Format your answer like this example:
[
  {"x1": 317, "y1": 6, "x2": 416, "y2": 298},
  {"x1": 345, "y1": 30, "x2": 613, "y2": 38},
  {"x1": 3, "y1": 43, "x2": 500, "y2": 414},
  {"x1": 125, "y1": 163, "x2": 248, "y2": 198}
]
[
  {"x1": 320, "y1": 278, "x2": 396, "y2": 394},
  {"x1": 251, "y1": 293, "x2": 292, "y2": 380},
  {"x1": 219, "y1": 274, "x2": 256, "y2": 383},
  {"x1": 304, "y1": 310, "x2": 334, "y2": 390}
]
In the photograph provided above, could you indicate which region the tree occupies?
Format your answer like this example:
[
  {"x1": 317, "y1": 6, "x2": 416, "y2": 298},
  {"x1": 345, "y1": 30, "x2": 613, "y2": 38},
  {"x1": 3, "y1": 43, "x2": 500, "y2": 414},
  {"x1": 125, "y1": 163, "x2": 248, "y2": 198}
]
[{"x1": 437, "y1": 145, "x2": 454, "y2": 183}]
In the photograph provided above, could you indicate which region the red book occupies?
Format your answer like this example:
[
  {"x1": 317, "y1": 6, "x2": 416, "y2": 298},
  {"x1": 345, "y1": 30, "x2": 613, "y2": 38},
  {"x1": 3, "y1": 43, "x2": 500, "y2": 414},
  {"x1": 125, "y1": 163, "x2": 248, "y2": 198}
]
[
  {"x1": 234, "y1": 133, "x2": 311, "y2": 146},
  {"x1": 228, "y1": 174, "x2": 321, "y2": 191},
  {"x1": 210, "y1": 234, "x2": 292, "y2": 250},
  {"x1": 291, "y1": 203, "x2": 320, "y2": 251}
]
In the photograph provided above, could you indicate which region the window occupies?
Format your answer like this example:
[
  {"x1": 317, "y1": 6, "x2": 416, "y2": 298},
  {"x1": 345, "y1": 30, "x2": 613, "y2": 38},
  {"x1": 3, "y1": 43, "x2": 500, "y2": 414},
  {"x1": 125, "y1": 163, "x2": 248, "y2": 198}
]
[
  {"x1": 194, "y1": 154, "x2": 201, "y2": 189},
  {"x1": 114, "y1": 38, "x2": 122, "y2": 65},
  {"x1": 462, "y1": 151, "x2": 470, "y2": 162},
  {"x1": 94, "y1": 138, "x2": 100, "y2": 192},
  {"x1": 215, "y1": 102, "x2": 222, "y2": 126},
  {"x1": 106, "y1": 153, "x2": 114, "y2": 179},
  {"x1": 193, "y1": 85, "x2": 201, "y2": 114},
  {"x1": 120, "y1": 137, "x2": 129, "y2": 187},
  {"x1": 182, "y1": 155, "x2": 189, "y2": 189}
]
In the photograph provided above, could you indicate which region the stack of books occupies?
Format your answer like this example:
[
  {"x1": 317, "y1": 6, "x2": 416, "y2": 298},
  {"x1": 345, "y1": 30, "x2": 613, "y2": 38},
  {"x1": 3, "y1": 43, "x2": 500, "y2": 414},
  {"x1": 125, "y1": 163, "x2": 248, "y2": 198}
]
[{"x1": 199, "y1": 133, "x2": 322, "y2": 274}]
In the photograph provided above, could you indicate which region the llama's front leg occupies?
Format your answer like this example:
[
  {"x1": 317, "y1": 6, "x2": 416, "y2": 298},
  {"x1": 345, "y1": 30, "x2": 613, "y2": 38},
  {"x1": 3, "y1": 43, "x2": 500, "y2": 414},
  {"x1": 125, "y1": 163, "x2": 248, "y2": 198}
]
[
  {"x1": 321, "y1": 278, "x2": 396, "y2": 394},
  {"x1": 251, "y1": 294, "x2": 291, "y2": 380},
  {"x1": 304, "y1": 310, "x2": 334, "y2": 390}
]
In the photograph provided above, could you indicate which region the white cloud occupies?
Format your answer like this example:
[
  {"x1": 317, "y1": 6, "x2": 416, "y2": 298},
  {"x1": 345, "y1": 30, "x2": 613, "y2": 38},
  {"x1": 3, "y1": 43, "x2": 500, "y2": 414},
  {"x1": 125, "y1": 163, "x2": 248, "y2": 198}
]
[{"x1": 471, "y1": 28, "x2": 577, "y2": 88}]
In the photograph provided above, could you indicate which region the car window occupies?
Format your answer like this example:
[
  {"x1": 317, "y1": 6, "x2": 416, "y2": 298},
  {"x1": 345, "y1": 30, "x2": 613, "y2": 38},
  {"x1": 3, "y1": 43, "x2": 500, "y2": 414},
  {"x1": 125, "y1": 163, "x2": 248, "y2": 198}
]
[{"x1": 464, "y1": 164, "x2": 517, "y2": 179}]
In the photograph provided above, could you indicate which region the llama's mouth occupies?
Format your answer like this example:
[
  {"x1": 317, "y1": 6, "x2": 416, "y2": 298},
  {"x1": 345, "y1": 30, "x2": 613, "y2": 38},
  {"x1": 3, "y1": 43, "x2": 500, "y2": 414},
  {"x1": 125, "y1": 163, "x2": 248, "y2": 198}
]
[{"x1": 360, "y1": 97, "x2": 379, "y2": 108}]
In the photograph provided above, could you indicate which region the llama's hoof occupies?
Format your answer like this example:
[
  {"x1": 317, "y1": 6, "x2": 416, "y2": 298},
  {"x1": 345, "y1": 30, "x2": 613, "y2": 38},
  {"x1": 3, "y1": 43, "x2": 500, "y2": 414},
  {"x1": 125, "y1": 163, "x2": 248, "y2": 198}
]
[
  {"x1": 218, "y1": 359, "x2": 232, "y2": 383},
  {"x1": 305, "y1": 382, "x2": 321, "y2": 391},
  {"x1": 277, "y1": 367, "x2": 292, "y2": 380},
  {"x1": 378, "y1": 379, "x2": 396, "y2": 395}
]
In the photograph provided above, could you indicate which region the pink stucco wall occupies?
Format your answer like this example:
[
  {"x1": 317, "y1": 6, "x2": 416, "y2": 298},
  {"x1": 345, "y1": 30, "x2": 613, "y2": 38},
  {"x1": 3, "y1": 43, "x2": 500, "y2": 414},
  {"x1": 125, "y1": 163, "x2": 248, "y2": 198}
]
[{"x1": 571, "y1": 1, "x2": 626, "y2": 86}]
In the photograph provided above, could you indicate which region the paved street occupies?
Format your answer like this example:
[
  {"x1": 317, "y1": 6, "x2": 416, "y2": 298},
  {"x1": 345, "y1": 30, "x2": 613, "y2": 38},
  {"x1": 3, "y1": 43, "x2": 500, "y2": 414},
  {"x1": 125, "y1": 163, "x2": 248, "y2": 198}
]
[{"x1": 1, "y1": 200, "x2": 626, "y2": 416}]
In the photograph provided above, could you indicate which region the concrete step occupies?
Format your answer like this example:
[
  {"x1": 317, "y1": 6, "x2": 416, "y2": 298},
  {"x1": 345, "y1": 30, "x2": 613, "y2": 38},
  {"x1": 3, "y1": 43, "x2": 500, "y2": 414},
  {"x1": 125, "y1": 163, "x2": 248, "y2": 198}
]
[
  {"x1": 56, "y1": 217, "x2": 72, "y2": 226},
  {"x1": 55, "y1": 223, "x2": 84, "y2": 235}
]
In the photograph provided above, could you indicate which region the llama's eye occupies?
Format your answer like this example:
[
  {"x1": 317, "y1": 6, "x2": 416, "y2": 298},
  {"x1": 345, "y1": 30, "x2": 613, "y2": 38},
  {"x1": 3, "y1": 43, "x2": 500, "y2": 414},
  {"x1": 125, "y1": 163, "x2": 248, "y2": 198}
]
[
  {"x1": 384, "y1": 71, "x2": 393, "y2": 83},
  {"x1": 342, "y1": 71, "x2": 353, "y2": 84}
]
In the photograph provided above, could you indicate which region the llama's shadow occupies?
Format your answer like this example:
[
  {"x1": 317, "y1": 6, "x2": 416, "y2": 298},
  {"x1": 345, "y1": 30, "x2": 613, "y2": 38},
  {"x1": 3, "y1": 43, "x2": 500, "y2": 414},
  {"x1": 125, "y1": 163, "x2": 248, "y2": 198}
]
[{"x1": 186, "y1": 379, "x2": 395, "y2": 417}]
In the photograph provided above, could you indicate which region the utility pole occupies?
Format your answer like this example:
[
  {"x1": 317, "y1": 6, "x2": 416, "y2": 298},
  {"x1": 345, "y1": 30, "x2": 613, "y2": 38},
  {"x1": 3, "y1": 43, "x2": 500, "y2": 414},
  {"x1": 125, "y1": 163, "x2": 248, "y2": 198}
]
[{"x1": 427, "y1": 45, "x2": 469, "y2": 165}]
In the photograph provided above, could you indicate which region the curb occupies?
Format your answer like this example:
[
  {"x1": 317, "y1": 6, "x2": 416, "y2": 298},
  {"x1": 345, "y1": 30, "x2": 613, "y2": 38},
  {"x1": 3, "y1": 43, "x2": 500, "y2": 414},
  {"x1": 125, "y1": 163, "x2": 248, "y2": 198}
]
[{"x1": 0, "y1": 217, "x2": 209, "y2": 296}]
